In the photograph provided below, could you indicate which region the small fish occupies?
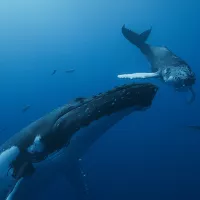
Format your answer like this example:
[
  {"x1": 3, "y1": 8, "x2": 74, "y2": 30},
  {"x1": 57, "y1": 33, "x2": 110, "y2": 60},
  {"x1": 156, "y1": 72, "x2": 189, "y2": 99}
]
[
  {"x1": 65, "y1": 69, "x2": 75, "y2": 73},
  {"x1": 74, "y1": 97, "x2": 86, "y2": 103},
  {"x1": 51, "y1": 70, "x2": 57, "y2": 75},
  {"x1": 187, "y1": 125, "x2": 200, "y2": 130},
  {"x1": 0, "y1": 127, "x2": 7, "y2": 134},
  {"x1": 22, "y1": 105, "x2": 31, "y2": 113}
]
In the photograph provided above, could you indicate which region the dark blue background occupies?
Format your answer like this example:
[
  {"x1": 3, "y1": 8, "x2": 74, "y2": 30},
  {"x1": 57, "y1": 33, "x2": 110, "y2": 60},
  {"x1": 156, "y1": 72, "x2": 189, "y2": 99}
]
[{"x1": 0, "y1": 0, "x2": 199, "y2": 199}]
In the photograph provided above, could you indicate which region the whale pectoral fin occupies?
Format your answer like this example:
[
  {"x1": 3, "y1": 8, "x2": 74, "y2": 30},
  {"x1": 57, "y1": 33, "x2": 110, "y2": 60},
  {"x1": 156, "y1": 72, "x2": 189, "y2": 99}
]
[
  {"x1": 117, "y1": 72, "x2": 160, "y2": 79},
  {"x1": 6, "y1": 178, "x2": 24, "y2": 200}
]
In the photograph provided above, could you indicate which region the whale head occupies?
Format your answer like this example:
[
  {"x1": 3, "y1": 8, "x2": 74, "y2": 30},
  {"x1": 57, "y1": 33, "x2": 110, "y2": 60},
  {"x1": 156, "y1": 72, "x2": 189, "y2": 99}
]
[
  {"x1": 161, "y1": 65, "x2": 196, "y2": 103},
  {"x1": 161, "y1": 65, "x2": 196, "y2": 90}
]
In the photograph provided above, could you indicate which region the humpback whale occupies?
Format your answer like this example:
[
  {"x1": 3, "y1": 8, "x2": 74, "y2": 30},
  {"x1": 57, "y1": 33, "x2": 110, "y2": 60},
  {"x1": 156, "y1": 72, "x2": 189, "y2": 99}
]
[
  {"x1": 0, "y1": 83, "x2": 158, "y2": 200},
  {"x1": 118, "y1": 25, "x2": 196, "y2": 103}
]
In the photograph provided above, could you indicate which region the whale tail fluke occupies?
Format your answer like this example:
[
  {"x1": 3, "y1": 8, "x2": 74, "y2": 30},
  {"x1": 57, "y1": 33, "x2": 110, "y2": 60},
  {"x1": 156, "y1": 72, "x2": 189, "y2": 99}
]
[{"x1": 121, "y1": 25, "x2": 152, "y2": 55}]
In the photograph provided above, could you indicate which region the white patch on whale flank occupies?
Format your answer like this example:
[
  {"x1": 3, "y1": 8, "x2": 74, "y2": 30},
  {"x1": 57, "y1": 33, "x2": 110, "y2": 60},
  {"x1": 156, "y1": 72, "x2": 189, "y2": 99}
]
[
  {"x1": 27, "y1": 135, "x2": 44, "y2": 154},
  {"x1": 5, "y1": 178, "x2": 23, "y2": 200}
]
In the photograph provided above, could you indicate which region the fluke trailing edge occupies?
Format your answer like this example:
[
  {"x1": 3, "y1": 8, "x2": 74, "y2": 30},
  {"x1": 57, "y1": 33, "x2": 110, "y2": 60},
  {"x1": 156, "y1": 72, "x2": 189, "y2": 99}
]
[
  {"x1": 118, "y1": 25, "x2": 196, "y2": 103},
  {"x1": 0, "y1": 83, "x2": 158, "y2": 200}
]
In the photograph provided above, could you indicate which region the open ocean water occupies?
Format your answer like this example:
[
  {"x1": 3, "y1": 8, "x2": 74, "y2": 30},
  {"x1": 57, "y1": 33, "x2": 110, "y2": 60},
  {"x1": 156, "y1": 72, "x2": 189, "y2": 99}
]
[{"x1": 0, "y1": 0, "x2": 199, "y2": 200}]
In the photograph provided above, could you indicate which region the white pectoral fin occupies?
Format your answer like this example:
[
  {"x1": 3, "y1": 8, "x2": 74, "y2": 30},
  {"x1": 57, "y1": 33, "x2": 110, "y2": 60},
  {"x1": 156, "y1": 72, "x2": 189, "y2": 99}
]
[
  {"x1": 117, "y1": 72, "x2": 159, "y2": 79},
  {"x1": 6, "y1": 178, "x2": 24, "y2": 200}
]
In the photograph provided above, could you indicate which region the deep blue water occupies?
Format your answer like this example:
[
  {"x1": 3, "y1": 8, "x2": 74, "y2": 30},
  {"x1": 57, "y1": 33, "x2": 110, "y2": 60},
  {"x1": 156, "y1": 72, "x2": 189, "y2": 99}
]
[{"x1": 0, "y1": 0, "x2": 200, "y2": 199}]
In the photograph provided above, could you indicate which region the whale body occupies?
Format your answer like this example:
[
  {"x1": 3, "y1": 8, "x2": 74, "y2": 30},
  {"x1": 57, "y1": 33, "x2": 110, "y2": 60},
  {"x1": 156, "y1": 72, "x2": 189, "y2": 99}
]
[
  {"x1": 118, "y1": 25, "x2": 196, "y2": 103},
  {"x1": 0, "y1": 83, "x2": 158, "y2": 200}
]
